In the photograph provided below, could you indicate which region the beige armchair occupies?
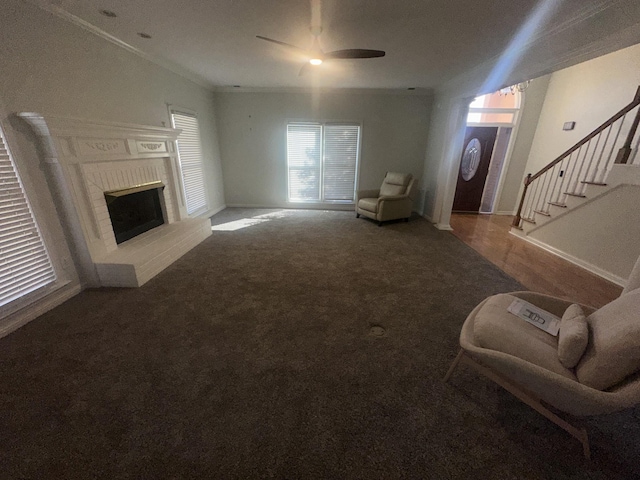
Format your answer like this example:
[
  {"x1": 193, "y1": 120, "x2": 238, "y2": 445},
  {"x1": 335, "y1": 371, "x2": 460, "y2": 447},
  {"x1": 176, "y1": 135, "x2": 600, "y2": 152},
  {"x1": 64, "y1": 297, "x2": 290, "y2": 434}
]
[
  {"x1": 445, "y1": 255, "x2": 640, "y2": 459},
  {"x1": 356, "y1": 172, "x2": 416, "y2": 226}
]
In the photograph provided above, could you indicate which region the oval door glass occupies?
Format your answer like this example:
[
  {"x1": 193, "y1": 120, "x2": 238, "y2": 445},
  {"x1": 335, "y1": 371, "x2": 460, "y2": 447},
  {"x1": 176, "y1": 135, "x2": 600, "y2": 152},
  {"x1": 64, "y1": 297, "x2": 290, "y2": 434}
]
[{"x1": 460, "y1": 138, "x2": 481, "y2": 181}]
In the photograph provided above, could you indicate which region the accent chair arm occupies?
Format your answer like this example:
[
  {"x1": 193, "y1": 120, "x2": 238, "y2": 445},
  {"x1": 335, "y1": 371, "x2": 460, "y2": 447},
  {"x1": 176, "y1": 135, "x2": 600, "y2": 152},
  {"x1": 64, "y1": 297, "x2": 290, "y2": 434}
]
[
  {"x1": 356, "y1": 189, "x2": 380, "y2": 203},
  {"x1": 377, "y1": 194, "x2": 408, "y2": 203},
  {"x1": 377, "y1": 196, "x2": 413, "y2": 221}
]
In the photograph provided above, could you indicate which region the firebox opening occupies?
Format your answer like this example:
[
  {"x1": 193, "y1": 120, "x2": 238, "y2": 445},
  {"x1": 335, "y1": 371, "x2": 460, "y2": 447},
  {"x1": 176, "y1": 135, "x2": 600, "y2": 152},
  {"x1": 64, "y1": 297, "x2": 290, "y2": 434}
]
[{"x1": 105, "y1": 182, "x2": 166, "y2": 244}]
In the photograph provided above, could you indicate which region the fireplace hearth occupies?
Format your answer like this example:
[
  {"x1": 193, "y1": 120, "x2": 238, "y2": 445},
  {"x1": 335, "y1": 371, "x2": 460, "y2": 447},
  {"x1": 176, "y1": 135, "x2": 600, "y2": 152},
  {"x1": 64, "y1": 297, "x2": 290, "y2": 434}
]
[
  {"x1": 19, "y1": 113, "x2": 212, "y2": 288},
  {"x1": 105, "y1": 182, "x2": 166, "y2": 244}
]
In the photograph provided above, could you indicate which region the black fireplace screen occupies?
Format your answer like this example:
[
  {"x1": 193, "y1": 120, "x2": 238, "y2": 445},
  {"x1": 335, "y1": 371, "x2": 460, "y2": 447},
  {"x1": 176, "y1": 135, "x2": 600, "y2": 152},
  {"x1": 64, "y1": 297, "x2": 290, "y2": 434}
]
[{"x1": 105, "y1": 183, "x2": 165, "y2": 244}]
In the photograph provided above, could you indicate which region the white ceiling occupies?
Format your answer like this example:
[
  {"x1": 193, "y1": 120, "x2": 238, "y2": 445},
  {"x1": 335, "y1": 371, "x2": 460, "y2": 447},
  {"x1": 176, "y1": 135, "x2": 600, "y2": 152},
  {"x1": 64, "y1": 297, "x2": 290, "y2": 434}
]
[{"x1": 33, "y1": 0, "x2": 640, "y2": 90}]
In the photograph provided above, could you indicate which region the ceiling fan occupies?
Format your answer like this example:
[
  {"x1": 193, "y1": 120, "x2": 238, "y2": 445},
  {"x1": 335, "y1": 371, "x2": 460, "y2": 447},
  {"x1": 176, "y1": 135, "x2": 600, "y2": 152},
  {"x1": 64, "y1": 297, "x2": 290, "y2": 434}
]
[{"x1": 257, "y1": 25, "x2": 385, "y2": 76}]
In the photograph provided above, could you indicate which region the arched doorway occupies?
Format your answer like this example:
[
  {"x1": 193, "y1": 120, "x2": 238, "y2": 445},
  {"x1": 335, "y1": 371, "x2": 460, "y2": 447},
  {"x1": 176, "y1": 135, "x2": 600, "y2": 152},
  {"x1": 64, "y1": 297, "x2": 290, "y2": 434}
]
[{"x1": 452, "y1": 90, "x2": 522, "y2": 213}]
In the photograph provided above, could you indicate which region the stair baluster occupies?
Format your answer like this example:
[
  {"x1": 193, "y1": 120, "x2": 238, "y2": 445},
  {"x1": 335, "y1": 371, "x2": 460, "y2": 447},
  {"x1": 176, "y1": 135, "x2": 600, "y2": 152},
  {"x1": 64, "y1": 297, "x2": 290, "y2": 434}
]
[
  {"x1": 629, "y1": 124, "x2": 640, "y2": 165},
  {"x1": 588, "y1": 122, "x2": 613, "y2": 184},
  {"x1": 513, "y1": 85, "x2": 640, "y2": 229}
]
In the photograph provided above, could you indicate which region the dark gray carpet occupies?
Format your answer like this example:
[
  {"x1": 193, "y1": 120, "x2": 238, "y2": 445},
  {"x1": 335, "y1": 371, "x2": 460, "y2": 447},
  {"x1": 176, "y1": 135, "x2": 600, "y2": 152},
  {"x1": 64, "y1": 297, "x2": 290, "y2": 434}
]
[{"x1": 1, "y1": 208, "x2": 638, "y2": 479}]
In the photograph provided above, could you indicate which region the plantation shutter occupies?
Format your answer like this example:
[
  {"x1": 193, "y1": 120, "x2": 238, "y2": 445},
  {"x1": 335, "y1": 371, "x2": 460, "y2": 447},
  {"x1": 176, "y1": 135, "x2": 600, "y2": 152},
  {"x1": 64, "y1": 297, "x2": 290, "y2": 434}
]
[
  {"x1": 287, "y1": 123, "x2": 322, "y2": 201},
  {"x1": 323, "y1": 124, "x2": 360, "y2": 201},
  {"x1": 172, "y1": 111, "x2": 208, "y2": 214},
  {"x1": 0, "y1": 128, "x2": 55, "y2": 308}
]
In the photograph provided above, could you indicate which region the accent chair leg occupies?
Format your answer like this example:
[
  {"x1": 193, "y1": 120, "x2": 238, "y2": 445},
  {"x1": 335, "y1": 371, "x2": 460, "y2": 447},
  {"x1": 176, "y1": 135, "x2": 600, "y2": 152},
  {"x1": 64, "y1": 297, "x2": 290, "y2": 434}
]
[
  {"x1": 356, "y1": 213, "x2": 360, "y2": 218},
  {"x1": 579, "y1": 427, "x2": 591, "y2": 460},
  {"x1": 378, "y1": 221, "x2": 383, "y2": 227},
  {"x1": 462, "y1": 353, "x2": 592, "y2": 460},
  {"x1": 444, "y1": 348, "x2": 465, "y2": 383},
  {"x1": 405, "y1": 217, "x2": 409, "y2": 223}
]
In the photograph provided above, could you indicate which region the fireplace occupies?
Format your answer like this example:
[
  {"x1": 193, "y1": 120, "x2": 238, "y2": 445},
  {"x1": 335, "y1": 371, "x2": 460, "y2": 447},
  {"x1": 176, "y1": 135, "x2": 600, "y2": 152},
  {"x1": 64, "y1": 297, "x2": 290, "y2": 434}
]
[
  {"x1": 19, "y1": 113, "x2": 212, "y2": 288},
  {"x1": 105, "y1": 182, "x2": 166, "y2": 244}
]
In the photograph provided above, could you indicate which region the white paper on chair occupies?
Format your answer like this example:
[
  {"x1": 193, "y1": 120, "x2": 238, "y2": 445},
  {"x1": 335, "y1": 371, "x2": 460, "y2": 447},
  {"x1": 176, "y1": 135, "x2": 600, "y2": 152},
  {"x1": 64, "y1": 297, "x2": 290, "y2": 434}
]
[{"x1": 507, "y1": 299, "x2": 560, "y2": 336}]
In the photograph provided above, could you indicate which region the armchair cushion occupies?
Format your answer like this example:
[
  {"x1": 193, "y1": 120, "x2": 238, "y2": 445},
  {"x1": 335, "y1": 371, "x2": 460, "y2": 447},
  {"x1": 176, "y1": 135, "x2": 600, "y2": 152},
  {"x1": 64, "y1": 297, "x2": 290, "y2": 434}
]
[
  {"x1": 558, "y1": 304, "x2": 589, "y2": 369},
  {"x1": 576, "y1": 289, "x2": 640, "y2": 390},
  {"x1": 473, "y1": 293, "x2": 577, "y2": 379},
  {"x1": 379, "y1": 183, "x2": 405, "y2": 197},
  {"x1": 356, "y1": 189, "x2": 380, "y2": 203},
  {"x1": 358, "y1": 197, "x2": 378, "y2": 213},
  {"x1": 379, "y1": 172, "x2": 412, "y2": 197}
]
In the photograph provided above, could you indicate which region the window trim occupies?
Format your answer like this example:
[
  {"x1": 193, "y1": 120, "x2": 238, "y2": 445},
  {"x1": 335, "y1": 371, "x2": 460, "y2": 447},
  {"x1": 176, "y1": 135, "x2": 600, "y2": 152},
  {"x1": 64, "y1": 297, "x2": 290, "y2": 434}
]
[
  {"x1": 0, "y1": 119, "x2": 68, "y2": 319},
  {"x1": 285, "y1": 120, "x2": 362, "y2": 205},
  {"x1": 168, "y1": 105, "x2": 209, "y2": 216}
]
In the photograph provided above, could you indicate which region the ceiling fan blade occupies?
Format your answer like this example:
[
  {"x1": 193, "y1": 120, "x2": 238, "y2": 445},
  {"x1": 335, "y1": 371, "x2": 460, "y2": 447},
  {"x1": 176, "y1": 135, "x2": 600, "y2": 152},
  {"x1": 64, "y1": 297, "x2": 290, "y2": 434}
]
[
  {"x1": 325, "y1": 49, "x2": 386, "y2": 59},
  {"x1": 256, "y1": 36, "x2": 307, "y2": 54}
]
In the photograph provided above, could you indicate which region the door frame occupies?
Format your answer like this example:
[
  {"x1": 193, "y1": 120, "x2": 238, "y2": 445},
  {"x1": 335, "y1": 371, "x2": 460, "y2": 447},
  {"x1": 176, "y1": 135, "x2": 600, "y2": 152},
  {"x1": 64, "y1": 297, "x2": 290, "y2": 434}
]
[
  {"x1": 462, "y1": 91, "x2": 525, "y2": 214},
  {"x1": 453, "y1": 126, "x2": 500, "y2": 212}
]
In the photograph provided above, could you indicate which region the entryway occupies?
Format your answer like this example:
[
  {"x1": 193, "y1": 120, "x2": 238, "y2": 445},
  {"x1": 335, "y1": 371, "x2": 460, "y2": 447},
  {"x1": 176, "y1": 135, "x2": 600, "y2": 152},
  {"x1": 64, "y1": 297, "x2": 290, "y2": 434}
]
[
  {"x1": 452, "y1": 90, "x2": 521, "y2": 214},
  {"x1": 449, "y1": 213, "x2": 621, "y2": 308}
]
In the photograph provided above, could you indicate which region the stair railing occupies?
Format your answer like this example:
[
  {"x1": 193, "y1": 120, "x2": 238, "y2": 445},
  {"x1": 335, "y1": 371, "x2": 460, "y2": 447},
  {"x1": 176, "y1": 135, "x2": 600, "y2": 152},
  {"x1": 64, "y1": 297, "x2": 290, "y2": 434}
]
[{"x1": 513, "y1": 85, "x2": 640, "y2": 228}]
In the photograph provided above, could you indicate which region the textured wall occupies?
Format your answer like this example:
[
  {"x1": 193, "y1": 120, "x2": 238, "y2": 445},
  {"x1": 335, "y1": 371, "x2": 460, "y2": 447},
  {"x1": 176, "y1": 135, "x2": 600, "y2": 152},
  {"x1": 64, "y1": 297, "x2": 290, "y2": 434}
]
[
  {"x1": 214, "y1": 90, "x2": 432, "y2": 207},
  {"x1": 496, "y1": 74, "x2": 550, "y2": 213},
  {"x1": 524, "y1": 43, "x2": 640, "y2": 177},
  {"x1": 529, "y1": 183, "x2": 640, "y2": 282}
]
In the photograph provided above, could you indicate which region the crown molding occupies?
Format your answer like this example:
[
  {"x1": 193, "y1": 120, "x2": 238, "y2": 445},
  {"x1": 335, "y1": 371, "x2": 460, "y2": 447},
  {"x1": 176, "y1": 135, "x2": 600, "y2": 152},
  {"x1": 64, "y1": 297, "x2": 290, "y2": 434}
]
[
  {"x1": 18, "y1": 112, "x2": 181, "y2": 140},
  {"x1": 438, "y1": 0, "x2": 639, "y2": 98},
  {"x1": 24, "y1": 0, "x2": 215, "y2": 91},
  {"x1": 213, "y1": 86, "x2": 433, "y2": 95}
]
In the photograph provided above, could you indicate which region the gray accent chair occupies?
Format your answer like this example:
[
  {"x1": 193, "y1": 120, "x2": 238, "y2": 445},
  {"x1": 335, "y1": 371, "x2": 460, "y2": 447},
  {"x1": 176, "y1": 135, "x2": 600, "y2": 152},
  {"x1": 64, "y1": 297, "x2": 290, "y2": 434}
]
[
  {"x1": 445, "y1": 255, "x2": 640, "y2": 459},
  {"x1": 356, "y1": 172, "x2": 416, "y2": 226}
]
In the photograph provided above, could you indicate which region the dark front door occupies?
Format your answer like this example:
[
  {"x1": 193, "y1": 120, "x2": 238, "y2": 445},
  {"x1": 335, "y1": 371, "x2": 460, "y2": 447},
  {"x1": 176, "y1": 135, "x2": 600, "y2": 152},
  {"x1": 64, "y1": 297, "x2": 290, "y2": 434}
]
[{"x1": 452, "y1": 126, "x2": 498, "y2": 212}]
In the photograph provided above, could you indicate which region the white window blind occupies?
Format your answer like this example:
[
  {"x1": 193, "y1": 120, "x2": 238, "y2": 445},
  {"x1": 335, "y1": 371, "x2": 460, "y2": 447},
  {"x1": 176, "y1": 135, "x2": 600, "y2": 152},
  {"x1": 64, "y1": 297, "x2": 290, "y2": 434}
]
[
  {"x1": 171, "y1": 111, "x2": 208, "y2": 214},
  {"x1": 287, "y1": 123, "x2": 360, "y2": 203},
  {"x1": 0, "y1": 127, "x2": 55, "y2": 308},
  {"x1": 323, "y1": 125, "x2": 360, "y2": 201},
  {"x1": 287, "y1": 124, "x2": 322, "y2": 201}
]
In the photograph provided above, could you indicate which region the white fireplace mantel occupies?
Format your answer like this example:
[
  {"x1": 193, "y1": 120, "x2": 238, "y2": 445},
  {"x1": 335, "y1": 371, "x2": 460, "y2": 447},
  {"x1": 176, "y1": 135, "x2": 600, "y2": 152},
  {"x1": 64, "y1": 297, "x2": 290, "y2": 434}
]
[{"x1": 19, "y1": 113, "x2": 211, "y2": 288}]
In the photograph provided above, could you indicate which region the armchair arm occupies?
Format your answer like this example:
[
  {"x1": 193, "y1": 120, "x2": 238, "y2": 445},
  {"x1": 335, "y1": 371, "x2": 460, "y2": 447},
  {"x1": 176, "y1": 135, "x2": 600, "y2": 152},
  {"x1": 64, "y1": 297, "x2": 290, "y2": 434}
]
[
  {"x1": 377, "y1": 195, "x2": 413, "y2": 221},
  {"x1": 377, "y1": 194, "x2": 408, "y2": 202},
  {"x1": 356, "y1": 189, "x2": 380, "y2": 203}
]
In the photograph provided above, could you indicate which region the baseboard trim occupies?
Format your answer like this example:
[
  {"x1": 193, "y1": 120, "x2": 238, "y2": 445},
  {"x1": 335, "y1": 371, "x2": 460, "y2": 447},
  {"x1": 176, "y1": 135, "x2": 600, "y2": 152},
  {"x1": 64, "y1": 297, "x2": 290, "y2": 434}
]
[
  {"x1": 0, "y1": 283, "x2": 83, "y2": 339},
  {"x1": 201, "y1": 204, "x2": 226, "y2": 218},
  {"x1": 514, "y1": 234, "x2": 626, "y2": 286},
  {"x1": 493, "y1": 210, "x2": 515, "y2": 216},
  {"x1": 435, "y1": 223, "x2": 453, "y2": 231},
  {"x1": 226, "y1": 203, "x2": 355, "y2": 211}
]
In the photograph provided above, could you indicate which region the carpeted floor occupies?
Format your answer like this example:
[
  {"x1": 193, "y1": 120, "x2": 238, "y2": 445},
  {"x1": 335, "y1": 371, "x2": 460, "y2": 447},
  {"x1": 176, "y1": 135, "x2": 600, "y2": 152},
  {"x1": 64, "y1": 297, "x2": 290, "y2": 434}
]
[{"x1": 1, "y1": 208, "x2": 638, "y2": 479}]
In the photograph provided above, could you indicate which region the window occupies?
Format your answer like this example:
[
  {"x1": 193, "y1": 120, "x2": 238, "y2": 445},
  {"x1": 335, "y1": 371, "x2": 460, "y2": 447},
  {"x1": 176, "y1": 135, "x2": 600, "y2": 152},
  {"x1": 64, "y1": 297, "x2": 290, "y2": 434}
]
[
  {"x1": 287, "y1": 122, "x2": 360, "y2": 203},
  {"x1": 0, "y1": 125, "x2": 56, "y2": 310},
  {"x1": 467, "y1": 90, "x2": 521, "y2": 125},
  {"x1": 171, "y1": 110, "x2": 208, "y2": 214}
]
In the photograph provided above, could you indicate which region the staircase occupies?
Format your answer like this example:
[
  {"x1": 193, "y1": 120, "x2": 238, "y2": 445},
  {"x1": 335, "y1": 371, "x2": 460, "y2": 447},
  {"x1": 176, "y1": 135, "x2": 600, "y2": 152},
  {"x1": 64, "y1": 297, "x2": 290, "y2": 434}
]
[{"x1": 512, "y1": 86, "x2": 640, "y2": 236}]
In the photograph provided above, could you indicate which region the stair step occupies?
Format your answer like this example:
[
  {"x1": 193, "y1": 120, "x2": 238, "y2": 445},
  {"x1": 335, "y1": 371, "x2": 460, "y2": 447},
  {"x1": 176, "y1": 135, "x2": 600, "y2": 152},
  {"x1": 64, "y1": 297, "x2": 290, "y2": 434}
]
[
  {"x1": 533, "y1": 210, "x2": 551, "y2": 217},
  {"x1": 564, "y1": 192, "x2": 587, "y2": 198},
  {"x1": 521, "y1": 217, "x2": 536, "y2": 225},
  {"x1": 581, "y1": 181, "x2": 607, "y2": 186},
  {"x1": 548, "y1": 202, "x2": 567, "y2": 208}
]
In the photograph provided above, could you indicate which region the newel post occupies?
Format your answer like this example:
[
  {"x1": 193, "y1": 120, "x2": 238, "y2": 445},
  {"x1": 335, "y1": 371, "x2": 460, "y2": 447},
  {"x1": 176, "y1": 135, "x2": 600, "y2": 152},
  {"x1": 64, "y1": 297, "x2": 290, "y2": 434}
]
[
  {"x1": 615, "y1": 85, "x2": 640, "y2": 164},
  {"x1": 512, "y1": 173, "x2": 532, "y2": 228}
]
